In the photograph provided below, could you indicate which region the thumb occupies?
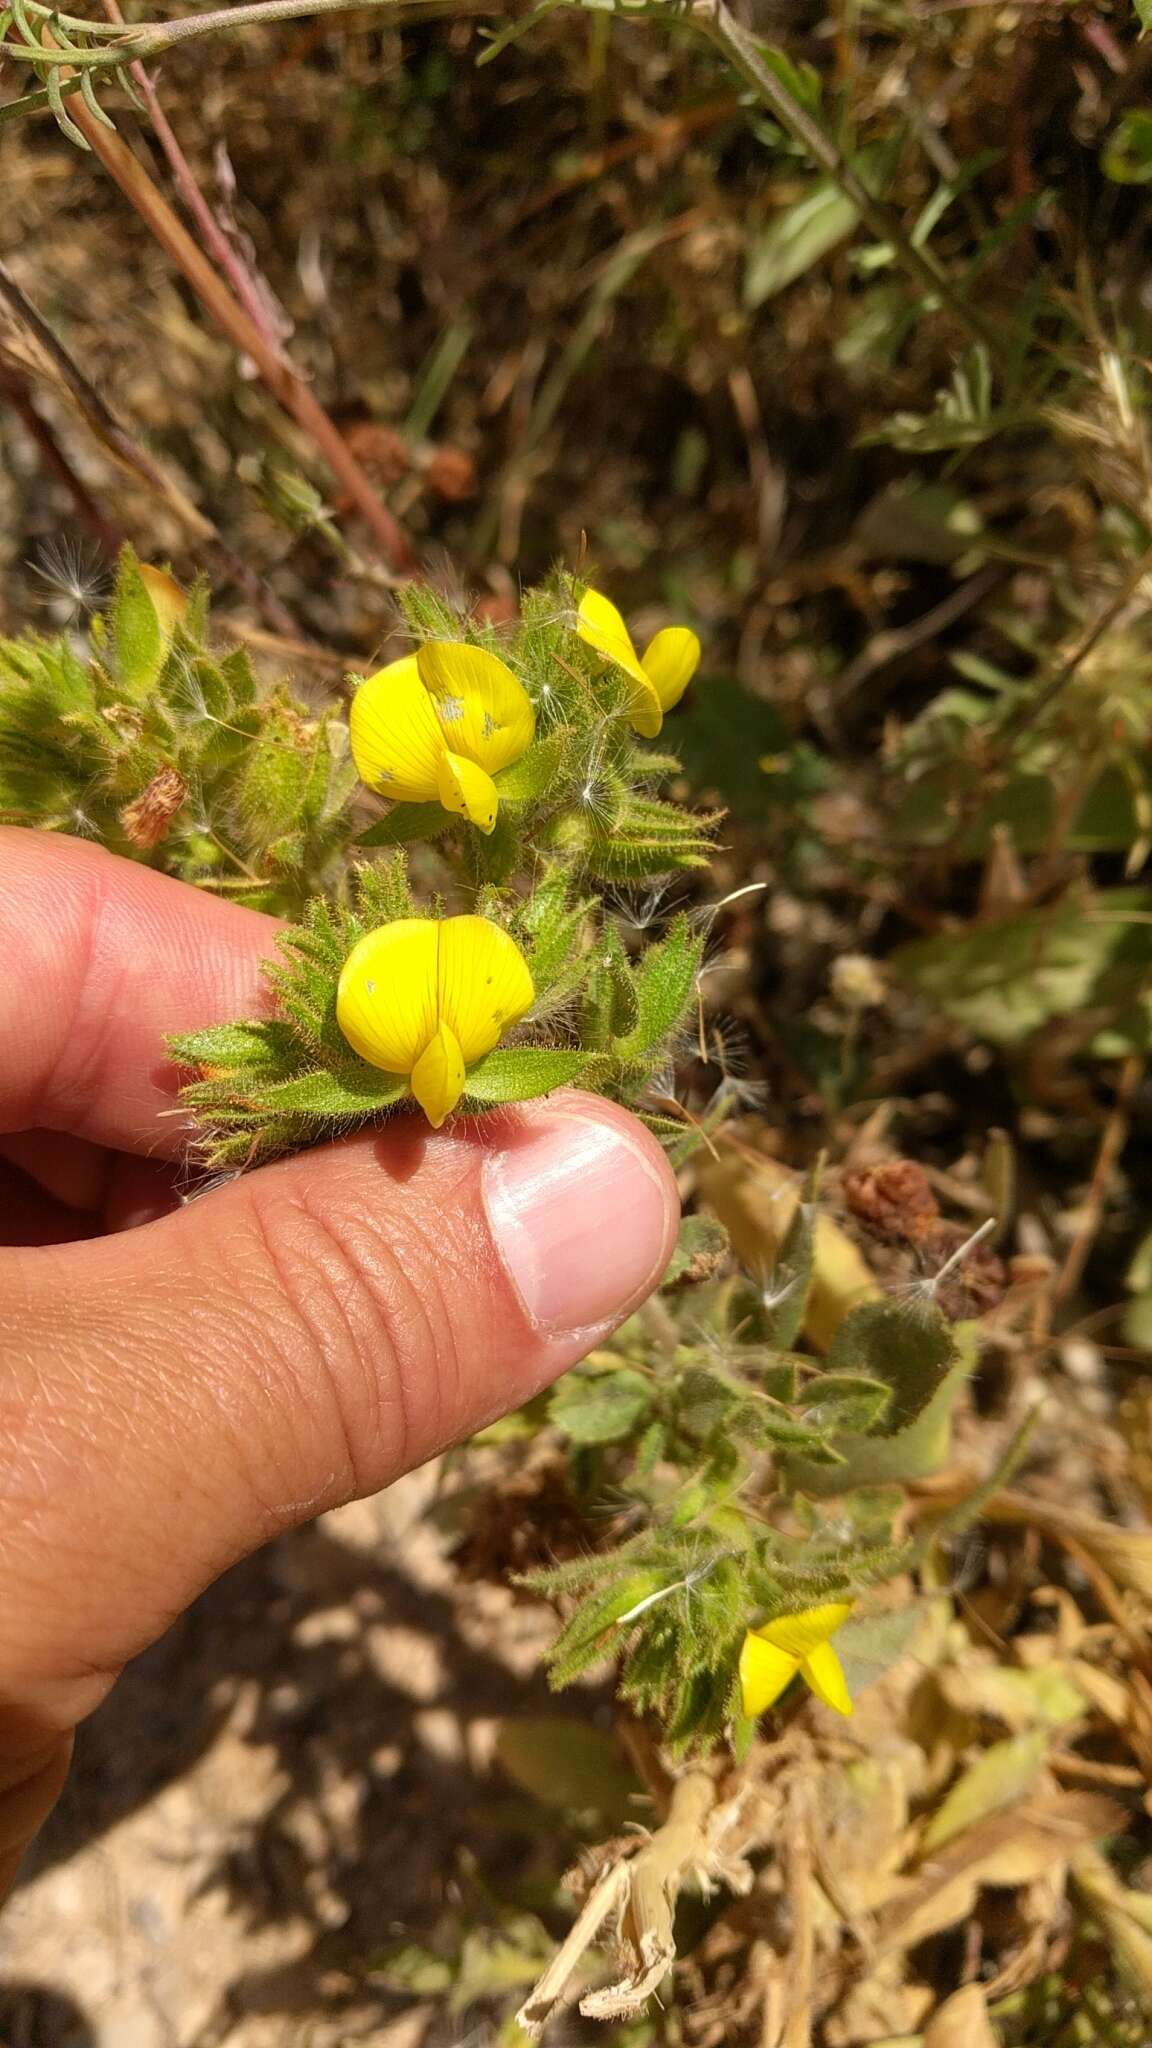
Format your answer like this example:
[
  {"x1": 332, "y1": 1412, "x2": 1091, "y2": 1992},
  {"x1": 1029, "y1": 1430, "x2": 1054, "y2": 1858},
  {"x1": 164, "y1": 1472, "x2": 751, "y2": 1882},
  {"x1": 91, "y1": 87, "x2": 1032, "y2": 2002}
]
[{"x1": 0, "y1": 1093, "x2": 677, "y2": 1726}]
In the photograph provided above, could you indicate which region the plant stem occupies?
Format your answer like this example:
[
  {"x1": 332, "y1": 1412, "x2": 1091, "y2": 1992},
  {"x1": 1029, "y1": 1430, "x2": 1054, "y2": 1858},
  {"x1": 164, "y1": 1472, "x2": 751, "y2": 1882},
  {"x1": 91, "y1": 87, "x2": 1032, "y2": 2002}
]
[
  {"x1": 0, "y1": 0, "x2": 475, "y2": 126},
  {"x1": 63, "y1": 88, "x2": 416, "y2": 571},
  {"x1": 687, "y1": 0, "x2": 1002, "y2": 356},
  {"x1": 99, "y1": 0, "x2": 293, "y2": 360},
  {"x1": 132, "y1": 0, "x2": 420, "y2": 45}
]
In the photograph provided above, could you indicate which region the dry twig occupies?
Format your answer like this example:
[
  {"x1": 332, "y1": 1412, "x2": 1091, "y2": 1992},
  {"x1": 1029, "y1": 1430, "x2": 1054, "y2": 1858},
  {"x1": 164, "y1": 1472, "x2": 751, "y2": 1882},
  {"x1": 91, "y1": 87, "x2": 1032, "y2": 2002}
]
[{"x1": 516, "y1": 1766, "x2": 751, "y2": 2036}]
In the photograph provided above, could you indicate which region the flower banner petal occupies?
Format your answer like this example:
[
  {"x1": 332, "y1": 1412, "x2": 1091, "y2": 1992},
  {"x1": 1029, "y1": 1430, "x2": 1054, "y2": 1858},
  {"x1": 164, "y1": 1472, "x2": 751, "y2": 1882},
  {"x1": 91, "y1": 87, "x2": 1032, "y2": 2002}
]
[
  {"x1": 336, "y1": 919, "x2": 439, "y2": 1073},
  {"x1": 800, "y1": 1642, "x2": 854, "y2": 1717},
  {"x1": 436, "y1": 916, "x2": 535, "y2": 1065},
  {"x1": 757, "y1": 1601, "x2": 854, "y2": 1661},
  {"x1": 641, "y1": 626, "x2": 701, "y2": 713},
  {"x1": 418, "y1": 642, "x2": 535, "y2": 776},
  {"x1": 436, "y1": 751, "x2": 499, "y2": 834},
  {"x1": 576, "y1": 589, "x2": 667, "y2": 737},
  {"x1": 739, "y1": 1631, "x2": 799, "y2": 1718},
  {"x1": 350, "y1": 656, "x2": 446, "y2": 800},
  {"x1": 410, "y1": 1020, "x2": 466, "y2": 1127}
]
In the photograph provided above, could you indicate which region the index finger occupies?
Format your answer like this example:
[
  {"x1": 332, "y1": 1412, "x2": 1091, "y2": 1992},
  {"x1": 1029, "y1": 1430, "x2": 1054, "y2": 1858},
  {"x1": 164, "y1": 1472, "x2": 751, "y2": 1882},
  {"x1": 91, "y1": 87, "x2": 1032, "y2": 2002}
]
[{"x1": 0, "y1": 828, "x2": 279, "y2": 1156}]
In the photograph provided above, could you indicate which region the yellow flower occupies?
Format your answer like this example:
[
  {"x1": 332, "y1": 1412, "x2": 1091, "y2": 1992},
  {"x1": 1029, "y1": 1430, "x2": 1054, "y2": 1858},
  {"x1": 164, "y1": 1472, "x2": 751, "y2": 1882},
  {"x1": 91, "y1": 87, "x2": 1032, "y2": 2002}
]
[
  {"x1": 739, "y1": 1601, "x2": 854, "y2": 1719},
  {"x1": 336, "y1": 916, "x2": 535, "y2": 1127},
  {"x1": 349, "y1": 642, "x2": 535, "y2": 835},
  {"x1": 576, "y1": 588, "x2": 701, "y2": 739}
]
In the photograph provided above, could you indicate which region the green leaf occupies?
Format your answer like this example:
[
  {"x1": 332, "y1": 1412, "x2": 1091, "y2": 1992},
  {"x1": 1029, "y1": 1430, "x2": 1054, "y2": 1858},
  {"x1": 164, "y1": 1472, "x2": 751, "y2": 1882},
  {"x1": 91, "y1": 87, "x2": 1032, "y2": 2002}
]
[
  {"x1": 753, "y1": 40, "x2": 823, "y2": 111},
  {"x1": 255, "y1": 1066, "x2": 411, "y2": 1117},
  {"x1": 583, "y1": 925, "x2": 640, "y2": 1050},
  {"x1": 111, "y1": 546, "x2": 167, "y2": 695},
  {"x1": 615, "y1": 913, "x2": 702, "y2": 1058},
  {"x1": 370, "y1": 1945, "x2": 453, "y2": 1996},
  {"x1": 824, "y1": 1298, "x2": 959, "y2": 1435},
  {"x1": 894, "y1": 888, "x2": 1152, "y2": 1046},
  {"x1": 514, "y1": 867, "x2": 593, "y2": 1001},
  {"x1": 168, "y1": 1019, "x2": 295, "y2": 1072},
  {"x1": 788, "y1": 1312, "x2": 976, "y2": 1495},
  {"x1": 494, "y1": 1717, "x2": 641, "y2": 1821},
  {"x1": 745, "y1": 180, "x2": 860, "y2": 307},
  {"x1": 1103, "y1": 107, "x2": 1152, "y2": 180},
  {"x1": 799, "y1": 1370, "x2": 892, "y2": 1437},
  {"x1": 494, "y1": 732, "x2": 568, "y2": 802},
  {"x1": 673, "y1": 671, "x2": 830, "y2": 826},
  {"x1": 921, "y1": 1730, "x2": 1051, "y2": 1851},
  {"x1": 675, "y1": 1368, "x2": 737, "y2": 1441},
  {"x1": 356, "y1": 801, "x2": 454, "y2": 847},
  {"x1": 462, "y1": 1046, "x2": 596, "y2": 1104},
  {"x1": 550, "y1": 1367, "x2": 652, "y2": 1443},
  {"x1": 894, "y1": 762, "x2": 1152, "y2": 857}
]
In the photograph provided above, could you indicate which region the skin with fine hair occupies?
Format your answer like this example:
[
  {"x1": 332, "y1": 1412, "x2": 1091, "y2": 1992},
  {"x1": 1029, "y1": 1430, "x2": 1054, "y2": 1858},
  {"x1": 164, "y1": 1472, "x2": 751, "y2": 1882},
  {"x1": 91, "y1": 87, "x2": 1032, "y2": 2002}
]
[{"x1": 0, "y1": 827, "x2": 679, "y2": 1896}]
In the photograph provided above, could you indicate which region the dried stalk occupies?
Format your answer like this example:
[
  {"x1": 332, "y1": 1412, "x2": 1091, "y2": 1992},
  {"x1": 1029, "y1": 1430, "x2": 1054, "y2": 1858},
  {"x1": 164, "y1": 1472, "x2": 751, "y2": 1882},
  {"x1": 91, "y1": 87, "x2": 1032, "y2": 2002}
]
[
  {"x1": 516, "y1": 1766, "x2": 742, "y2": 2036},
  {"x1": 60, "y1": 82, "x2": 415, "y2": 572},
  {"x1": 0, "y1": 259, "x2": 212, "y2": 540},
  {"x1": 98, "y1": 0, "x2": 292, "y2": 360}
]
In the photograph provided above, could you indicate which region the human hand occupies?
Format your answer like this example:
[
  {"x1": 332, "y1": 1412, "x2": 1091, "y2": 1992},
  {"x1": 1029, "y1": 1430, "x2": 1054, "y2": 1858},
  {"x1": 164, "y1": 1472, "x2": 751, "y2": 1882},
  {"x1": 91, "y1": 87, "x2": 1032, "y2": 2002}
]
[{"x1": 0, "y1": 828, "x2": 678, "y2": 1895}]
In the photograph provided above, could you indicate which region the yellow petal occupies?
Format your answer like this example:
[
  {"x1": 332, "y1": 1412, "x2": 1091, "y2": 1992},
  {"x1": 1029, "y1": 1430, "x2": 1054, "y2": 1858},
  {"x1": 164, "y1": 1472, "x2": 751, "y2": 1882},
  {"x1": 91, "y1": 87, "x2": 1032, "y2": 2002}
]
[
  {"x1": 626, "y1": 682, "x2": 665, "y2": 740},
  {"x1": 757, "y1": 1601, "x2": 854, "y2": 1661},
  {"x1": 436, "y1": 915, "x2": 535, "y2": 1065},
  {"x1": 739, "y1": 1631, "x2": 800, "y2": 1719},
  {"x1": 800, "y1": 1642, "x2": 853, "y2": 1717},
  {"x1": 349, "y1": 656, "x2": 446, "y2": 800},
  {"x1": 410, "y1": 1021, "x2": 466, "y2": 1128},
  {"x1": 577, "y1": 588, "x2": 646, "y2": 683},
  {"x1": 436, "y1": 751, "x2": 500, "y2": 834},
  {"x1": 418, "y1": 642, "x2": 536, "y2": 776},
  {"x1": 576, "y1": 590, "x2": 666, "y2": 736},
  {"x1": 641, "y1": 626, "x2": 700, "y2": 713},
  {"x1": 335, "y1": 919, "x2": 439, "y2": 1073}
]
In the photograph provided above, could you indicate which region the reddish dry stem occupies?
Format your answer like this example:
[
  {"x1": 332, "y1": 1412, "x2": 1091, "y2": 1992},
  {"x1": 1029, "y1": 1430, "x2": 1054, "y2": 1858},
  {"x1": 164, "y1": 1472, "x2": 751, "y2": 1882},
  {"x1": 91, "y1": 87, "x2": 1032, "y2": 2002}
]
[{"x1": 66, "y1": 89, "x2": 416, "y2": 574}]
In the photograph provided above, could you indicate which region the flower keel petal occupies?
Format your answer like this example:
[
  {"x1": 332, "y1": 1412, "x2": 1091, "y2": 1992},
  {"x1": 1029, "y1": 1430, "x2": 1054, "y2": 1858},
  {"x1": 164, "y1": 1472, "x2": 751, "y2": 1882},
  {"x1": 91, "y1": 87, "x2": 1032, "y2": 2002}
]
[
  {"x1": 626, "y1": 681, "x2": 665, "y2": 739},
  {"x1": 411, "y1": 1020, "x2": 466, "y2": 1127},
  {"x1": 800, "y1": 1642, "x2": 853, "y2": 1717},
  {"x1": 436, "y1": 751, "x2": 499, "y2": 834}
]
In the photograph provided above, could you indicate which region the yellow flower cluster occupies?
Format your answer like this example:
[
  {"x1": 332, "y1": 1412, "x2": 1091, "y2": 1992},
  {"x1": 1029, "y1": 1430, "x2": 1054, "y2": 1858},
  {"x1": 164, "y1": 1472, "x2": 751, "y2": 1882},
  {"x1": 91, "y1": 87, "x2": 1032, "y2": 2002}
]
[{"x1": 336, "y1": 588, "x2": 701, "y2": 1125}]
